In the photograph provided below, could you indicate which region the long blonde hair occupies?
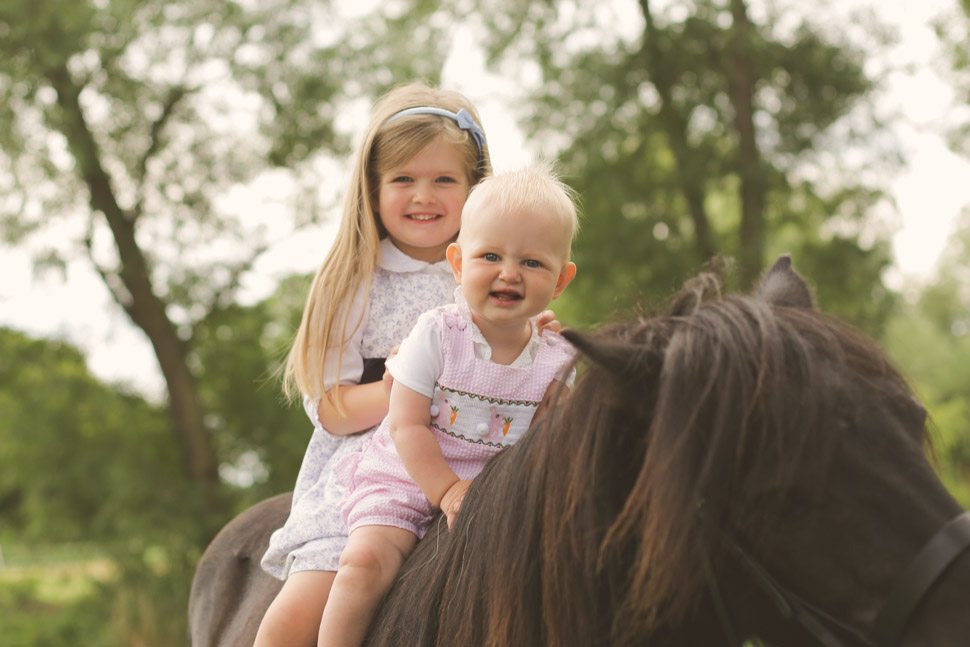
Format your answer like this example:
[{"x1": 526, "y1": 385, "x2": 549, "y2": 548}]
[{"x1": 284, "y1": 82, "x2": 492, "y2": 403}]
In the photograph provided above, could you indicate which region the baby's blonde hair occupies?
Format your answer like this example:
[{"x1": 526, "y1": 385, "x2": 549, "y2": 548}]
[
  {"x1": 285, "y1": 82, "x2": 492, "y2": 402},
  {"x1": 459, "y1": 163, "x2": 579, "y2": 259}
]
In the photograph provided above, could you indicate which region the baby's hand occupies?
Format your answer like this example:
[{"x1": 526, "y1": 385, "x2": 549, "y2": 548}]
[
  {"x1": 536, "y1": 309, "x2": 561, "y2": 335},
  {"x1": 439, "y1": 479, "x2": 472, "y2": 529}
]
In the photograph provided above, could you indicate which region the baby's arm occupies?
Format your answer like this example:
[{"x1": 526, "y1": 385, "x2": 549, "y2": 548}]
[{"x1": 386, "y1": 382, "x2": 461, "y2": 517}]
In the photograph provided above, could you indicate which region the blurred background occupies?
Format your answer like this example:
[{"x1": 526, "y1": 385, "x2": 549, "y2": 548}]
[{"x1": 2, "y1": 0, "x2": 969, "y2": 644}]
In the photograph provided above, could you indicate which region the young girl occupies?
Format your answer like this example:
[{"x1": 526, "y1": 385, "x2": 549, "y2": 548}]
[
  {"x1": 319, "y1": 166, "x2": 579, "y2": 646},
  {"x1": 255, "y1": 82, "x2": 494, "y2": 646}
]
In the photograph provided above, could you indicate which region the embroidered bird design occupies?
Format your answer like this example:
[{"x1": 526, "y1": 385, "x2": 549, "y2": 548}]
[
  {"x1": 487, "y1": 406, "x2": 504, "y2": 438},
  {"x1": 434, "y1": 393, "x2": 451, "y2": 427}
]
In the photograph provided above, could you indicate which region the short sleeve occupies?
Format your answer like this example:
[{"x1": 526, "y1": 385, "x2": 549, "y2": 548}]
[
  {"x1": 302, "y1": 394, "x2": 325, "y2": 432},
  {"x1": 385, "y1": 309, "x2": 443, "y2": 399},
  {"x1": 547, "y1": 333, "x2": 578, "y2": 387},
  {"x1": 301, "y1": 286, "x2": 369, "y2": 431},
  {"x1": 322, "y1": 285, "x2": 369, "y2": 391}
]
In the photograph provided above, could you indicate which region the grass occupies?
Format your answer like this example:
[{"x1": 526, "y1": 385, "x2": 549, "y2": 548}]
[{"x1": 0, "y1": 542, "x2": 190, "y2": 646}]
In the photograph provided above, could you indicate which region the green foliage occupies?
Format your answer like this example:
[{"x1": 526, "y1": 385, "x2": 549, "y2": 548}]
[
  {"x1": 935, "y1": 0, "x2": 970, "y2": 156},
  {"x1": 0, "y1": 574, "x2": 113, "y2": 647},
  {"x1": 0, "y1": 538, "x2": 200, "y2": 646},
  {"x1": 454, "y1": 0, "x2": 900, "y2": 328},
  {"x1": 192, "y1": 274, "x2": 313, "y2": 503},
  {"x1": 0, "y1": 0, "x2": 965, "y2": 642},
  {"x1": 883, "y1": 215, "x2": 970, "y2": 508},
  {"x1": 0, "y1": 282, "x2": 309, "y2": 641},
  {"x1": 0, "y1": 328, "x2": 195, "y2": 542},
  {"x1": 0, "y1": 327, "x2": 203, "y2": 642}
]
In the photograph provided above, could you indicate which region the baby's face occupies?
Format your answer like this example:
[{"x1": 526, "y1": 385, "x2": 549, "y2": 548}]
[{"x1": 448, "y1": 206, "x2": 575, "y2": 331}]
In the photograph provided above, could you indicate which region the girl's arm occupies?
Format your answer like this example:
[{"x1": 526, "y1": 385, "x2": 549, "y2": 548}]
[
  {"x1": 317, "y1": 379, "x2": 392, "y2": 435},
  {"x1": 386, "y1": 382, "x2": 459, "y2": 511},
  {"x1": 318, "y1": 345, "x2": 402, "y2": 435}
]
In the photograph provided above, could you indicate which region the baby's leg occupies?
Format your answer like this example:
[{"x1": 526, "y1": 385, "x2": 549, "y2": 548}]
[
  {"x1": 253, "y1": 570, "x2": 336, "y2": 647},
  {"x1": 318, "y1": 525, "x2": 417, "y2": 647}
]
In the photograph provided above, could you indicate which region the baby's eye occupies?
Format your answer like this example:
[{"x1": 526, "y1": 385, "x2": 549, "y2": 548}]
[
  {"x1": 483, "y1": 253, "x2": 500, "y2": 262},
  {"x1": 524, "y1": 259, "x2": 543, "y2": 269}
]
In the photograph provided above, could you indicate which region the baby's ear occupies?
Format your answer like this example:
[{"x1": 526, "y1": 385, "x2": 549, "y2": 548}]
[
  {"x1": 445, "y1": 243, "x2": 463, "y2": 282},
  {"x1": 553, "y1": 261, "x2": 577, "y2": 298},
  {"x1": 755, "y1": 255, "x2": 814, "y2": 309}
]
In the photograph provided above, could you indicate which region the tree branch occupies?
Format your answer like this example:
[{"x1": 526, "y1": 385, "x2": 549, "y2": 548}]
[
  {"x1": 45, "y1": 61, "x2": 222, "y2": 514},
  {"x1": 133, "y1": 84, "x2": 194, "y2": 218}
]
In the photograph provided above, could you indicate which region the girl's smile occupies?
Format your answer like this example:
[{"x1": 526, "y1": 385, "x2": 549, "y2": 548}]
[{"x1": 377, "y1": 137, "x2": 470, "y2": 263}]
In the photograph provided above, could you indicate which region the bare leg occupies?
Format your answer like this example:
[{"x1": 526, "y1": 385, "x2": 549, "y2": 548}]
[
  {"x1": 318, "y1": 526, "x2": 417, "y2": 647},
  {"x1": 254, "y1": 570, "x2": 336, "y2": 647}
]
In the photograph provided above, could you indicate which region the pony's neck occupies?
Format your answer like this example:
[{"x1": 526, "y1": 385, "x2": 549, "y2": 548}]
[{"x1": 901, "y1": 546, "x2": 970, "y2": 647}]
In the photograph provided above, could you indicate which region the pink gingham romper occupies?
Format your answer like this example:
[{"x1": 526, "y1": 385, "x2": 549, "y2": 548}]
[{"x1": 337, "y1": 303, "x2": 575, "y2": 538}]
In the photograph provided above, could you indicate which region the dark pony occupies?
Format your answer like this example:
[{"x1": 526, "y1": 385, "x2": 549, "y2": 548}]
[{"x1": 190, "y1": 257, "x2": 969, "y2": 646}]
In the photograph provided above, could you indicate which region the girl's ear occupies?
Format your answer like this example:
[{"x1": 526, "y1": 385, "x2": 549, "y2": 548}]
[
  {"x1": 446, "y1": 243, "x2": 463, "y2": 283},
  {"x1": 553, "y1": 262, "x2": 577, "y2": 298}
]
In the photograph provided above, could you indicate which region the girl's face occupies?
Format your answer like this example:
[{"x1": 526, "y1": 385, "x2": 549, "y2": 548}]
[{"x1": 376, "y1": 137, "x2": 470, "y2": 263}]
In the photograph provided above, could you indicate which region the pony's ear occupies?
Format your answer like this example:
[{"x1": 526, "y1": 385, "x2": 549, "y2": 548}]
[
  {"x1": 755, "y1": 255, "x2": 815, "y2": 310},
  {"x1": 561, "y1": 328, "x2": 661, "y2": 380}
]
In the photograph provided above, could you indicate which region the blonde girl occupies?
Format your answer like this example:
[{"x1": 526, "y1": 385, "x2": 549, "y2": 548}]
[{"x1": 255, "y1": 82, "x2": 492, "y2": 647}]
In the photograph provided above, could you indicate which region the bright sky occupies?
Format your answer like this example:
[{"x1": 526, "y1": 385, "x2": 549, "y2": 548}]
[{"x1": 0, "y1": 0, "x2": 967, "y2": 397}]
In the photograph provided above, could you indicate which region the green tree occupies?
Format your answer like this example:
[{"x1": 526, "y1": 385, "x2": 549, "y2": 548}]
[
  {"x1": 0, "y1": 0, "x2": 445, "y2": 526},
  {"x1": 450, "y1": 0, "x2": 899, "y2": 330},
  {"x1": 936, "y1": 0, "x2": 970, "y2": 157},
  {"x1": 0, "y1": 327, "x2": 181, "y2": 542},
  {"x1": 192, "y1": 274, "x2": 313, "y2": 503},
  {"x1": 884, "y1": 213, "x2": 970, "y2": 506},
  {"x1": 0, "y1": 274, "x2": 313, "y2": 642},
  {"x1": 0, "y1": 326, "x2": 198, "y2": 644}
]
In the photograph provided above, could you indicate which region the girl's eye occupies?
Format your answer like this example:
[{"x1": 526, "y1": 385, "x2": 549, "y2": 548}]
[
  {"x1": 483, "y1": 253, "x2": 500, "y2": 262},
  {"x1": 436, "y1": 175, "x2": 458, "y2": 184},
  {"x1": 391, "y1": 175, "x2": 413, "y2": 183}
]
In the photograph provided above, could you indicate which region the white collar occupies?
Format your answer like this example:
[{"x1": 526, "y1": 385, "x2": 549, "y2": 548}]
[
  {"x1": 377, "y1": 238, "x2": 452, "y2": 274},
  {"x1": 454, "y1": 288, "x2": 540, "y2": 363}
]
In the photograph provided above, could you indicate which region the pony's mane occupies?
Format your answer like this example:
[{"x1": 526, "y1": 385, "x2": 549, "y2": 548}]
[
  {"x1": 369, "y1": 264, "x2": 928, "y2": 647},
  {"x1": 596, "y1": 272, "x2": 928, "y2": 638}
]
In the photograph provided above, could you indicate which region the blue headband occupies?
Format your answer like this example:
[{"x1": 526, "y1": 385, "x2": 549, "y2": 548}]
[{"x1": 386, "y1": 106, "x2": 487, "y2": 157}]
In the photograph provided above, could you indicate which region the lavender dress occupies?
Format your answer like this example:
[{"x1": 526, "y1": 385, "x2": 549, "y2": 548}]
[{"x1": 260, "y1": 239, "x2": 455, "y2": 578}]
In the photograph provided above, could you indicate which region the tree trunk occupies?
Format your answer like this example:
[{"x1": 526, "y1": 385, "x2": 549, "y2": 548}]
[
  {"x1": 47, "y1": 63, "x2": 223, "y2": 521},
  {"x1": 639, "y1": 0, "x2": 717, "y2": 266},
  {"x1": 728, "y1": 0, "x2": 767, "y2": 287}
]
